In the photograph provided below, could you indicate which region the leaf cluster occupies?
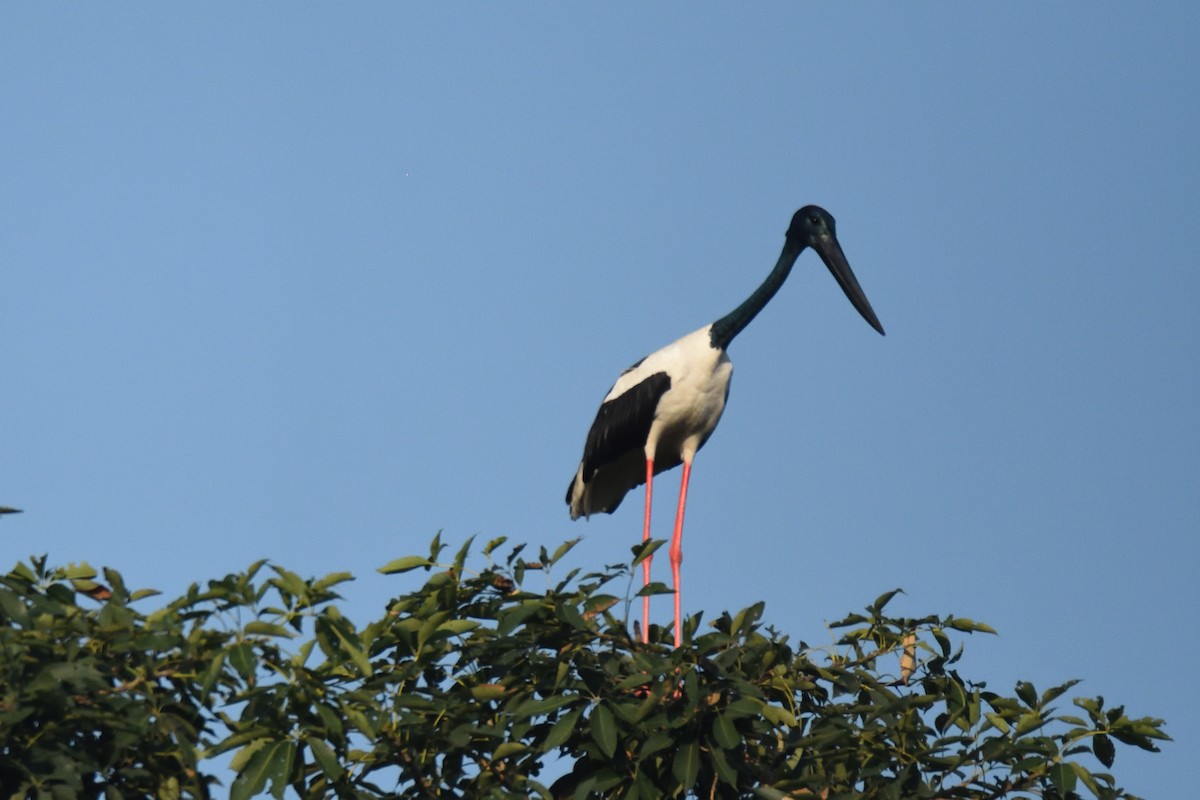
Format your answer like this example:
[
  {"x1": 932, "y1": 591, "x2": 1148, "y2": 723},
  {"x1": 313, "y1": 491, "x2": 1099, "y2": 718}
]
[{"x1": 0, "y1": 538, "x2": 1167, "y2": 799}]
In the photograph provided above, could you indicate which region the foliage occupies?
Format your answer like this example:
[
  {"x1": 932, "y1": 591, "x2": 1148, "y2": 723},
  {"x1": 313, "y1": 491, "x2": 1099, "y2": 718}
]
[{"x1": 0, "y1": 537, "x2": 1167, "y2": 800}]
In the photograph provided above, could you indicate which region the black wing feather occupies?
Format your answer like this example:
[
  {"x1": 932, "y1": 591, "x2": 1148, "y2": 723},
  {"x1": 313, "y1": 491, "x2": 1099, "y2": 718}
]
[{"x1": 567, "y1": 371, "x2": 671, "y2": 504}]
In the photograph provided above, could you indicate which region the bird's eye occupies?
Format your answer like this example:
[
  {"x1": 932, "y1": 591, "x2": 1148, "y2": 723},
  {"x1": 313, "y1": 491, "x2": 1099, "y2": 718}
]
[{"x1": 808, "y1": 215, "x2": 821, "y2": 226}]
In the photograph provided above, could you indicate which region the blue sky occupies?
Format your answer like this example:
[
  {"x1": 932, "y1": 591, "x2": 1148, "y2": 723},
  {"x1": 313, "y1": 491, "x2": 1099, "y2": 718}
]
[{"x1": 3, "y1": 4, "x2": 1197, "y2": 796}]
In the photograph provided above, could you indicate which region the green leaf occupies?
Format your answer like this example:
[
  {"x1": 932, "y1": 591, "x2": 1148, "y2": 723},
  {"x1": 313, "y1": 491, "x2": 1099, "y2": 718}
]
[
  {"x1": 760, "y1": 704, "x2": 798, "y2": 728},
  {"x1": 869, "y1": 588, "x2": 904, "y2": 614},
  {"x1": 244, "y1": 621, "x2": 295, "y2": 638},
  {"x1": 378, "y1": 556, "x2": 433, "y2": 574},
  {"x1": 306, "y1": 736, "x2": 341, "y2": 779},
  {"x1": 639, "y1": 730, "x2": 675, "y2": 759},
  {"x1": 635, "y1": 581, "x2": 674, "y2": 598},
  {"x1": 1040, "y1": 678, "x2": 1081, "y2": 707},
  {"x1": 672, "y1": 739, "x2": 700, "y2": 791},
  {"x1": 983, "y1": 711, "x2": 1011, "y2": 734},
  {"x1": 550, "y1": 538, "x2": 581, "y2": 565},
  {"x1": 731, "y1": 602, "x2": 765, "y2": 635},
  {"x1": 1092, "y1": 732, "x2": 1116, "y2": 767},
  {"x1": 341, "y1": 703, "x2": 378, "y2": 739},
  {"x1": 497, "y1": 599, "x2": 544, "y2": 636},
  {"x1": 557, "y1": 600, "x2": 586, "y2": 630},
  {"x1": 1014, "y1": 711, "x2": 1047, "y2": 736},
  {"x1": 752, "y1": 789, "x2": 789, "y2": 800},
  {"x1": 437, "y1": 619, "x2": 480, "y2": 635},
  {"x1": 945, "y1": 616, "x2": 997, "y2": 634},
  {"x1": 315, "y1": 702, "x2": 344, "y2": 739},
  {"x1": 268, "y1": 739, "x2": 296, "y2": 800},
  {"x1": 723, "y1": 697, "x2": 764, "y2": 719},
  {"x1": 515, "y1": 694, "x2": 576, "y2": 717},
  {"x1": 1072, "y1": 761, "x2": 1104, "y2": 798},
  {"x1": 329, "y1": 623, "x2": 373, "y2": 676},
  {"x1": 1049, "y1": 762, "x2": 1077, "y2": 795},
  {"x1": 312, "y1": 571, "x2": 355, "y2": 592},
  {"x1": 630, "y1": 539, "x2": 664, "y2": 567},
  {"x1": 544, "y1": 709, "x2": 582, "y2": 751},
  {"x1": 453, "y1": 536, "x2": 475, "y2": 572},
  {"x1": 0, "y1": 589, "x2": 30, "y2": 627},
  {"x1": 199, "y1": 651, "x2": 227, "y2": 696},
  {"x1": 712, "y1": 712, "x2": 740, "y2": 750},
  {"x1": 471, "y1": 683, "x2": 510, "y2": 701},
  {"x1": 493, "y1": 741, "x2": 528, "y2": 760},
  {"x1": 591, "y1": 703, "x2": 617, "y2": 759},
  {"x1": 230, "y1": 740, "x2": 277, "y2": 800},
  {"x1": 228, "y1": 642, "x2": 256, "y2": 681},
  {"x1": 710, "y1": 745, "x2": 739, "y2": 787},
  {"x1": 61, "y1": 561, "x2": 98, "y2": 580}
]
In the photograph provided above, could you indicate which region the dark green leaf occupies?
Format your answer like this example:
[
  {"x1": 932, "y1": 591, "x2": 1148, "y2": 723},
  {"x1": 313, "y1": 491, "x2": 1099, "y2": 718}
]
[
  {"x1": 712, "y1": 712, "x2": 740, "y2": 750},
  {"x1": 514, "y1": 695, "x2": 576, "y2": 717},
  {"x1": 378, "y1": 555, "x2": 434, "y2": 574},
  {"x1": 634, "y1": 581, "x2": 674, "y2": 598},
  {"x1": 312, "y1": 571, "x2": 354, "y2": 592},
  {"x1": 497, "y1": 599, "x2": 544, "y2": 636},
  {"x1": 1093, "y1": 732, "x2": 1116, "y2": 768},
  {"x1": 453, "y1": 536, "x2": 475, "y2": 572},
  {"x1": 1049, "y1": 762, "x2": 1077, "y2": 795},
  {"x1": 544, "y1": 709, "x2": 582, "y2": 751},
  {"x1": 550, "y1": 538, "x2": 581, "y2": 565},
  {"x1": 591, "y1": 703, "x2": 617, "y2": 759},
  {"x1": 710, "y1": 745, "x2": 739, "y2": 787},
  {"x1": 869, "y1": 588, "x2": 904, "y2": 614},
  {"x1": 672, "y1": 739, "x2": 700, "y2": 791},
  {"x1": 243, "y1": 621, "x2": 295, "y2": 638},
  {"x1": 482, "y1": 535, "x2": 508, "y2": 557},
  {"x1": 471, "y1": 684, "x2": 510, "y2": 701},
  {"x1": 493, "y1": 742, "x2": 527, "y2": 760},
  {"x1": 557, "y1": 600, "x2": 586, "y2": 630},
  {"x1": 306, "y1": 736, "x2": 341, "y2": 779},
  {"x1": 228, "y1": 642, "x2": 256, "y2": 681},
  {"x1": 945, "y1": 616, "x2": 997, "y2": 634},
  {"x1": 639, "y1": 730, "x2": 675, "y2": 758},
  {"x1": 230, "y1": 741, "x2": 278, "y2": 800},
  {"x1": 1072, "y1": 762, "x2": 1104, "y2": 798},
  {"x1": 267, "y1": 740, "x2": 296, "y2": 800},
  {"x1": 630, "y1": 539, "x2": 665, "y2": 567}
]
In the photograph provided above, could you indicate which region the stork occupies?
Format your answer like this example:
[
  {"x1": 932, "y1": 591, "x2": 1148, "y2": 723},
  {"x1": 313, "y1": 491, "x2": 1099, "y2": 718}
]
[{"x1": 565, "y1": 206, "x2": 884, "y2": 646}]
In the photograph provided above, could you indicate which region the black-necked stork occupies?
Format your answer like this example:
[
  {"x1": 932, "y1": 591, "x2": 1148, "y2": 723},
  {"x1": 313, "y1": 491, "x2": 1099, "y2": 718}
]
[{"x1": 566, "y1": 206, "x2": 884, "y2": 646}]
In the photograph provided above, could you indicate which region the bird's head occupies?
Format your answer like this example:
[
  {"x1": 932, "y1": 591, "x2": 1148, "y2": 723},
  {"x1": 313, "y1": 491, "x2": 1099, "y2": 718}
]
[
  {"x1": 786, "y1": 205, "x2": 885, "y2": 336},
  {"x1": 787, "y1": 204, "x2": 839, "y2": 243}
]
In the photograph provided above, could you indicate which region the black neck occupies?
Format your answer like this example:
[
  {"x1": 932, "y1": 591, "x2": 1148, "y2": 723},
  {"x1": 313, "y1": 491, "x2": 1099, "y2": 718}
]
[{"x1": 708, "y1": 239, "x2": 804, "y2": 351}]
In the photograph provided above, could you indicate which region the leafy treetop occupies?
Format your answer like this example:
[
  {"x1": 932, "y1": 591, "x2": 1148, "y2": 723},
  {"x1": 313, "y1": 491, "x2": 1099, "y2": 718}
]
[{"x1": 0, "y1": 535, "x2": 1167, "y2": 799}]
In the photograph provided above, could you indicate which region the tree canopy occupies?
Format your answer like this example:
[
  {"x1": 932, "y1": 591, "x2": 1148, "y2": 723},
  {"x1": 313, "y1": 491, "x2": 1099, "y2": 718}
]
[{"x1": 0, "y1": 535, "x2": 1167, "y2": 799}]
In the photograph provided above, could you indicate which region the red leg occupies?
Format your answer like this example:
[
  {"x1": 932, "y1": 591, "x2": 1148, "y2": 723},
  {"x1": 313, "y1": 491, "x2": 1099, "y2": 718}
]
[
  {"x1": 641, "y1": 458, "x2": 654, "y2": 644},
  {"x1": 670, "y1": 460, "x2": 692, "y2": 647}
]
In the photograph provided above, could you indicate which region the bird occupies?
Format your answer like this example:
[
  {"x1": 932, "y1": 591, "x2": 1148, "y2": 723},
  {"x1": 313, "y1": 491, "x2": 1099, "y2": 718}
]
[{"x1": 565, "y1": 205, "x2": 884, "y2": 646}]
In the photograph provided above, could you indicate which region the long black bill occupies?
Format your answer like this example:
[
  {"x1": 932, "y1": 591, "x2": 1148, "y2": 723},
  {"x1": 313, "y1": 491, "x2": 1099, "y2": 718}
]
[{"x1": 812, "y1": 233, "x2": 885, "y2": 335}]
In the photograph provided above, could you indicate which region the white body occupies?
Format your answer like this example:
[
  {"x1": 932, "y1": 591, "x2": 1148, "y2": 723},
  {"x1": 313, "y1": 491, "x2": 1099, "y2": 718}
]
[{"x1": 567, "y1": 324, "x2": 733, "y2": 519}]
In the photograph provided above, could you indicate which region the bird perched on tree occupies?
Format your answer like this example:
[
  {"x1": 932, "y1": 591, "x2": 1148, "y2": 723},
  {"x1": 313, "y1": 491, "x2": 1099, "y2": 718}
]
[{"x1": 566, "y1": 206, "x2": 884, "y2": 646}]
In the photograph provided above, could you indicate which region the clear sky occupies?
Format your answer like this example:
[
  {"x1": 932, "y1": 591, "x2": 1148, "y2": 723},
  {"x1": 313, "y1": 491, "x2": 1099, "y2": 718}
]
[{"x1": 3, "y1": 4, "x2": 1196, "y2": 796}]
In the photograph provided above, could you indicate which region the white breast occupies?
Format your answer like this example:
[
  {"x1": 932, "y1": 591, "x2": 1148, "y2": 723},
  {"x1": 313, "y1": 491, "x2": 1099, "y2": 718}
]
[{"x1": 634, "y1": 325, "x2": 733, "y2": 463}]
